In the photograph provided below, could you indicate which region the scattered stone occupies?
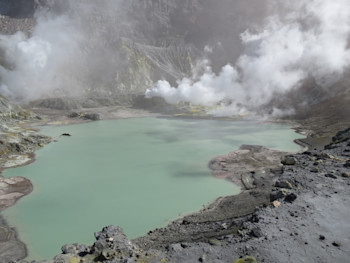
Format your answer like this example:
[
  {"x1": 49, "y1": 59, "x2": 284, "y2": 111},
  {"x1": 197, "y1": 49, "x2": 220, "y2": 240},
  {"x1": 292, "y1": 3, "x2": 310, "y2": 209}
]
[
  {"x1": 92, "y1": 226, "x2": 135, "y2": 257},
  {"x1": 319, "y1": 153, "x2": 335, "y2": 159},
  {"x1": 310, "y1": 167, "x2": 320, "y2": 173},
  {"x1": 61, "y1": 133, "x2": 71, "y2": 137},
  {"x1": 221, "y1": 222, "x2": 229, "y2": 229},
  {"x1": 180, "y1": 243, "x2": 188, "y2": 248},
  {"x1": 272, "y1": 200, "x2": 281, "y2": 208},
  {"x1": 319, "y1": 235, "x2": 325, "y2": 240},
  {"x1": 275, "y1": 180, "x2": 293, "y2": 189},
  {"x1": 241, "y1": 173, "x2": 256, "y2": 190},
  {"x1": 233, "y1": 256, "x2": 258, "y2": 263},
  {"x1": 199, "y1": 254, "x2": 207, "y2": 262},
  {"x1": 284, "y1": 193, "x2": 297, "y2": 203},
  {"x1": 61, "y1": 244, "x2": 79, "y2": 254},
  {"x1": 68, "y1": 112, "x2": 79, "y2": 118},
  {"x1": 332, "y1": 241, "x2": 341, "y2": 247},
  {"x1": 270, "y1": 189, "x2": 289, "y2": 201},
  {"x1": 84, "y1": 113, "x2": 101, "y2": 121},
  {"x1": 209, "y1": 239, "x2": 221, "y2": 246},
  {"x1": 342, "y1": 172, "x2": 350, "y2": 178},
  {"x1": 166, "y1": 243, "x2": 182, "y2": 252},
  {"x1": 344, "y1": 161, "x2": 350, "y2": 168},
  {"x1": 281, "y1": 156, "x2": 297, "y2": 165},
  {"x1": 67, "y1": 112, "x2": 101, "y2": 120},
  {"x1": 250, "y1": 227, "x2": 264, "y2": 238},
  {"x1": 325, "y1": 173, "x2": 337, "y2": 179}
]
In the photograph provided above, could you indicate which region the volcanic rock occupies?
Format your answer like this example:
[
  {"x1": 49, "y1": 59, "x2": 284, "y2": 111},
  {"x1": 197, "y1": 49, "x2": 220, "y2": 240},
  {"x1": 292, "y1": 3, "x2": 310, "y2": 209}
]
[{"x1": 281, "y1": 156, "x2": 297, "y2": 165}]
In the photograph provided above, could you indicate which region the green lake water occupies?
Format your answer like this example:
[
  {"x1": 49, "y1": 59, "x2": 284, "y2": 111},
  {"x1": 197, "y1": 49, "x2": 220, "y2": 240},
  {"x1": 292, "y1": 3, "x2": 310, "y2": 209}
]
[{"x1": 2, "y1": 118, "x2": 304, "y2": 260}]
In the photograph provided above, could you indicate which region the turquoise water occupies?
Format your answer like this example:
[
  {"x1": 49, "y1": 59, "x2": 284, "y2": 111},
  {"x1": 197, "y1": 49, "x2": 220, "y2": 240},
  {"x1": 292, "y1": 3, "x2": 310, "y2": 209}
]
[{"x1": 2, "y1": 118, "x2": 303, "y2": 260}]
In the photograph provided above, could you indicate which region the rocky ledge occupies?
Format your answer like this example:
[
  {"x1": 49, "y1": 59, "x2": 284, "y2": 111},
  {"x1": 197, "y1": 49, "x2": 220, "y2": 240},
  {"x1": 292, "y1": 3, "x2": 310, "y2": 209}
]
[
  {"x1": 0, "y1": 95, "x2": 52, "y2": 263},
  {"x1": 11, "y1": 127, "x2": 349, "y2": 263}
]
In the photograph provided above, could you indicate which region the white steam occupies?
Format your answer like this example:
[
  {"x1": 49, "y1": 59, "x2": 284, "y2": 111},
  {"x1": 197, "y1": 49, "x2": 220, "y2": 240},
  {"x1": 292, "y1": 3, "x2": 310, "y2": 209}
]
[
  {"x1": 0, "y1": 15, "x2": 83, "y2": 101},
  {"x1": 0, "y1": 1, "x2": 126, "y2": 102},
  {"x1": 146, "y1": 0, "x2": 350, "y2": 116}
]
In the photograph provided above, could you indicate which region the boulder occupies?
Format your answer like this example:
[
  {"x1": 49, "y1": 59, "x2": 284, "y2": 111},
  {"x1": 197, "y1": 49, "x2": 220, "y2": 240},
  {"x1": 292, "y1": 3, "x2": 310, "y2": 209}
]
[
  {"x1": 250, "y1": 227, "x2": 264, "y2": 238},
  {"x1": 84, "y1": 113, "x2": 101, "y2": 121},
  {"x1": 92, "y1": 226, "x2": 136, "y2": 256},
  {"x1": 275, "y1": 180, "x2": 293, "y2": 189},
  {"x1": 284, "y1": 193, "x2": 297, "y2": 203},
  {"x1": 270, "y1": 189, "x2": 289, "y2": 201},
  {"x1": 281, "y1": 156, "x2": 297, "y2": 165}
]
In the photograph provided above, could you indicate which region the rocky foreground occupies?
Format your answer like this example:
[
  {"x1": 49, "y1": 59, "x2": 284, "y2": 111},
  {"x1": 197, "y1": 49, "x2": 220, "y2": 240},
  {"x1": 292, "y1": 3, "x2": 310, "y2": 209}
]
[{"x1": 7, "y1": 127, "x2": 347, "y2": 263}]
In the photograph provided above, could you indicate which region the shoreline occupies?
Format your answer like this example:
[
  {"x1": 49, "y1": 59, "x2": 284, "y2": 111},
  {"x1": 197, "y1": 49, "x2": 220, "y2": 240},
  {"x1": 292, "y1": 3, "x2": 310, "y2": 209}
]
[
  {"x1": 0, "y1": 108, "x2": 310, "y2": 262},
  {"x1": 1, "y1": 106, "x2": 349, "y2": 263},
  {"x1": 43, "y1": 125, "x2": 349, "y2": 263},
  {"x1": 0, "y1": 107, "x2": 158, "y2": 262}
]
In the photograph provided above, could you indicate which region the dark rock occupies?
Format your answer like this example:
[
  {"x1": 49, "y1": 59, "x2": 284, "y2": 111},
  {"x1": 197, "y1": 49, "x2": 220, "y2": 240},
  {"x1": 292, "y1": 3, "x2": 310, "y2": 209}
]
[
  {"x1": 281, "y1": 156, "x2": 297, "y2": 165},
  {"x1": 325, "y1": 173, "x2": 337, "y2": 179},
  {"x1": 319, "y1": 235, "x2": 325, "y2": 240},
  {"x1": 318, "y1": 153, "x2": 334, "y2": 160},
  {"x1": 68, "y1": 112, "x2": 79, "y2": 118},
  {"x1": 250, "y1": 227, "x2": 264, "y2": 238},
  {"x1": 180, "y1": 243, "x2": 188, "y2": 248},
  {"x1": 332, "y1": 241, "x2": 341, "y2": 247},
  {"x1": 61, "y1": 244, "x2": 78, "y2": 254},
  {"x1": 208, "y1": 239, "x2": 221, "y2": 246},
  {"x1": 275, "y1": 180, "x2": 293, "y2": 189},
  {"x1": 61, "y1": 243, "x2": 89, "y2": 256},
  {"x1": 84, "y1": 113, "x2": 101, "y2": 121},
  {"x1": 332, "y1": 128, "x2": 350, "y2": 144},
  {"x1": 270, "y1": 189, "x2": 289, "y2": 201},
  {"x1": 92, "y1": 226, "x2": 135, "y2": 256},
  {"x1": 310, "y1": 167, "x2": 320, "y2": 173},
  {"x1": 199, "y1": 254, "x2": 207, "y2": 262},
  {"x1": 344, "y1": 161, "x2": 350, "y2": 168},
  {"x1": 284, "y1": 193, "x2": 297, "y2": 203},
  {"x1": 342, "y1": 172, "x2": 350, "y2": 178},
  {"x1": 61, "y1": 133, "x2": 71, "y2": 137}
]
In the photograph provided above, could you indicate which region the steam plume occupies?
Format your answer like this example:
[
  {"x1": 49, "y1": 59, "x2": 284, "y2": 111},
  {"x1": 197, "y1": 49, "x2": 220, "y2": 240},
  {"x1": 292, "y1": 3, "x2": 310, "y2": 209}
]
[
  {"x1": 0, "y1": 0, "x2": 128, "y2": 102},
  {"x1": 146, "y1": 0, "x2": 350, "y2": 116}
]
